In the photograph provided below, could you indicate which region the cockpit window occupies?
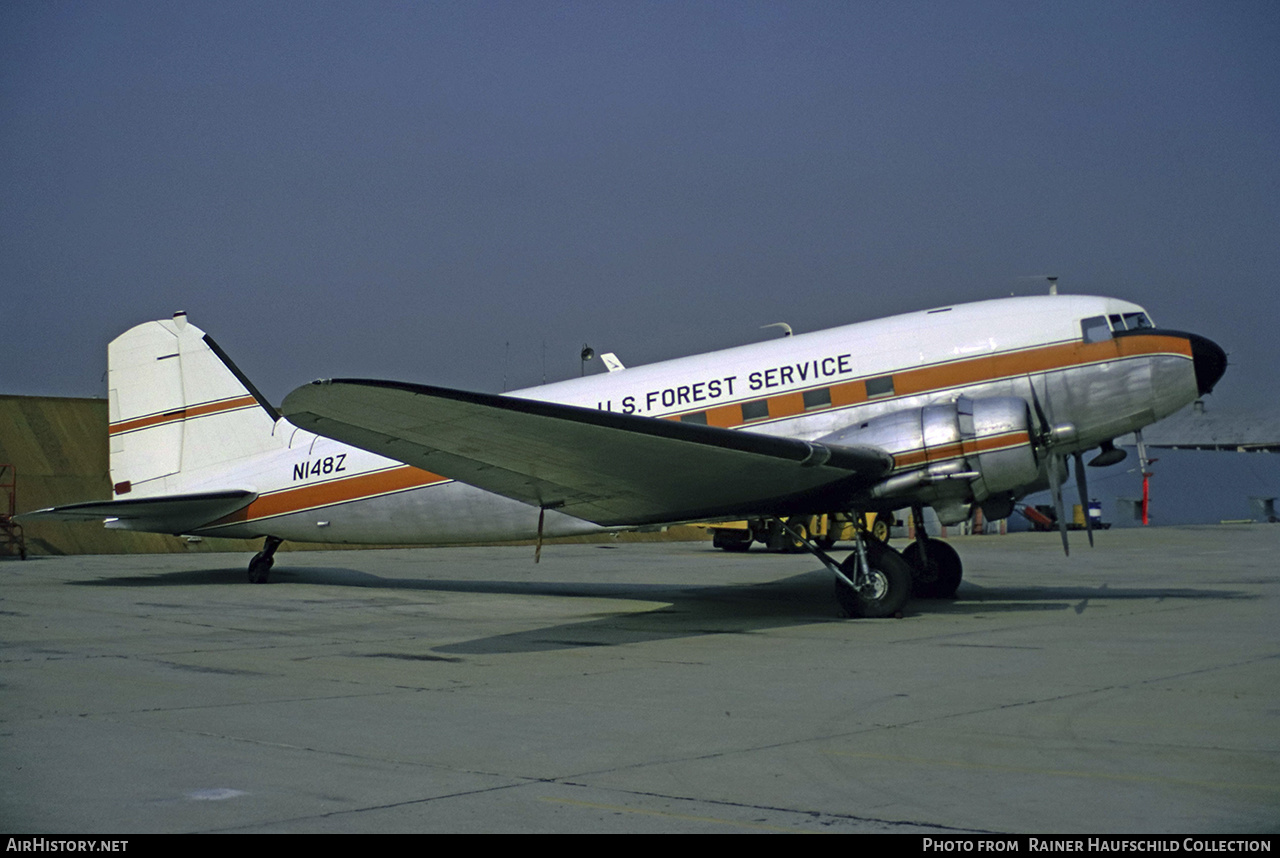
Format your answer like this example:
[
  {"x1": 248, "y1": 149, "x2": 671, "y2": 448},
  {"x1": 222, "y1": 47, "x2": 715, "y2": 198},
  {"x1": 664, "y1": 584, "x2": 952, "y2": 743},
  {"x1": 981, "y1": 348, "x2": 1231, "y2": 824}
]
[
  {"x1": 1086, "y1": 312, "x2": 1154, "y2": 341},
  {"x1": 1107, "y1": 312, "x2": 1155, "y2": 332},
  {"x1": 1081, "y1": 316, "x2": 1111, "y2": 343}
]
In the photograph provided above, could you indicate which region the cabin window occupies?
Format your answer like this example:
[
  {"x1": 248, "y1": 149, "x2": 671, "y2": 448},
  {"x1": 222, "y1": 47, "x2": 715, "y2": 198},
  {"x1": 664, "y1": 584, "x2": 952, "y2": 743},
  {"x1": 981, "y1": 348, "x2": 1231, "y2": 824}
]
[
  {"x1": 865, "y1": 375, "x2": 895, "y2": 398},
  {"x1": 802, "y1": 387, "x2": 831, "y2": 411},
  {"x1": 680, "y1": 411, "x2": 707, "y2": 425},
  {"x1": 741, "y1": 399, "x2": 770, "y2": 421},
  {"x1": 1081, "y1": 316, "x2": 1111, "y2": 343}
]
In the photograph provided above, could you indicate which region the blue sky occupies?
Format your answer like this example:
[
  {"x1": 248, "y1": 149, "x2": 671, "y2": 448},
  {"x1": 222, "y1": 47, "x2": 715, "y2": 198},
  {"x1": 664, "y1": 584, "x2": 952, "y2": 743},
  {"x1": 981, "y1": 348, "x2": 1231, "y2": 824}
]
[
  {"x1": 4, "y1": 1, "x2": 1276, "y2": 402},
  {"x1": 2, "y1": 2, "x2": 1277, "y2": 522}
]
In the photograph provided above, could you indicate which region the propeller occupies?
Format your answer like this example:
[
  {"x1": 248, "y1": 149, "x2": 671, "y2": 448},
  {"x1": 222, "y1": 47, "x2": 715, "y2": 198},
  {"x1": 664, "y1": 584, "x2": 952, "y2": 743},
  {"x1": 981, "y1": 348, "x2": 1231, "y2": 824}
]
[
  {"x1": 1028, "y1": 378, "x2": 1074, "y2": 555},
  {"x1": 1047, "y1": 449, "x2": 1069, "y2": 555},
  {"x1": 1073, "y1": 450, "x2": 1094, "y2": 548}
]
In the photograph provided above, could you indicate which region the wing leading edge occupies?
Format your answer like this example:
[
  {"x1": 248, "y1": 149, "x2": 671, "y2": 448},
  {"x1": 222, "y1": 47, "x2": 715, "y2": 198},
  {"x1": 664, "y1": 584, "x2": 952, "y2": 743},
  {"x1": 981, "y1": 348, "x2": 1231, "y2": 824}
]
[{"x1": 282, "y1": 379, "x2": 893, "y2": 527}]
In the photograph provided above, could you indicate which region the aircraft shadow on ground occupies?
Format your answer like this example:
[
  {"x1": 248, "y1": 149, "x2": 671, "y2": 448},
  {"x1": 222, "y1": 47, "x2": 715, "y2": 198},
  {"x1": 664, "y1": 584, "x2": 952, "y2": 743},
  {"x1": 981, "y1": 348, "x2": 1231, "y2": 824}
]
[{"x1": 71, "y1": 563, "x2": 1253, "y2": 654}]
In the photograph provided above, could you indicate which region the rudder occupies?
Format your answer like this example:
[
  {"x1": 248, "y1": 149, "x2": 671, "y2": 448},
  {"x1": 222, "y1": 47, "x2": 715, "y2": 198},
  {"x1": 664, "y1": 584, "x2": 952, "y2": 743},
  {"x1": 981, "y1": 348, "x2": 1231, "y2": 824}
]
[{"x1": 108, "y1": 313, "x2": 284, "y2": 498}]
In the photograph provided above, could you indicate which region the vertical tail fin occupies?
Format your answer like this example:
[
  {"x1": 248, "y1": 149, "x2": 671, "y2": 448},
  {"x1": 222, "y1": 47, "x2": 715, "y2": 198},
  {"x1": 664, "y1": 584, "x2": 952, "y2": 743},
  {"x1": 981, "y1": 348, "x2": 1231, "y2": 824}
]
[{"x1": 108, "y1": 313, "x2": 285, "y2": 498}]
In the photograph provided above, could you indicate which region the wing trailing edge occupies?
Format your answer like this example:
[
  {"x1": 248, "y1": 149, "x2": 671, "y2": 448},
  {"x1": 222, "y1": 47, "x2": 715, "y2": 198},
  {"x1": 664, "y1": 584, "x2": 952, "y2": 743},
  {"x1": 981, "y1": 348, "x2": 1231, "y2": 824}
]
[{"x1": 282, "y1": 379, "x2": 893, "y2": 527}]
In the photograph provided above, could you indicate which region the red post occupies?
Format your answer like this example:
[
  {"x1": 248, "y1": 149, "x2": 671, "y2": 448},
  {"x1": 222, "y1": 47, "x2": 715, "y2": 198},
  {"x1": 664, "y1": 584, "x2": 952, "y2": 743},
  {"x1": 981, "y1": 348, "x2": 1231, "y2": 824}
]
[{"x1": 1141, "y1": 472, "x2": 1151, "y2": 526}]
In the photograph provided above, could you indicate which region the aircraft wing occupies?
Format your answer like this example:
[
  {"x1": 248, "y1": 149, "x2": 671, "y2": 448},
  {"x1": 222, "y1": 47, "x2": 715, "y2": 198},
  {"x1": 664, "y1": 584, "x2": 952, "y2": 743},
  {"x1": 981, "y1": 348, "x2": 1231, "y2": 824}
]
[
  {"x1": 20, "y1": 490, "x2": 258, "y2": 533},
  {"x1": 282, "y1": 380, "x2": 893, "y2": 527}
]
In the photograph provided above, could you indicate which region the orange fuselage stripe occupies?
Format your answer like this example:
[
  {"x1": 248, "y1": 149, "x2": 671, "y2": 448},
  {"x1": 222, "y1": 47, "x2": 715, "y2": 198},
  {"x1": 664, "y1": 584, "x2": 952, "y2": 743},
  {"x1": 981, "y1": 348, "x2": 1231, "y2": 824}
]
[
  {"x1": 890, "y1": 431, "x2": 1032, "y2": 469},
  {"x1": 209, "y1": 333, "x2": 1190, "y2": 526},
  {"x1": 211, "y1": 465, "x2": 449, "y2": 526}
]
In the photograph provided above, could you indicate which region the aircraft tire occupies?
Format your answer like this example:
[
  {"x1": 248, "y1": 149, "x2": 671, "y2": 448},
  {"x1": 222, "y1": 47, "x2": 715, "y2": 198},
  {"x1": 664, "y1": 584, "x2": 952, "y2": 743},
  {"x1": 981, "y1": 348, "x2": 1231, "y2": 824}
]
[
  {"x1": 247, "y1": 552, "x2": 273, "y2": 584},
  {"x1": 902, "y1": 538, "x2": 962, "y2": 599},
  {"x1": 834, "y1": 540, "x2": 911, "y2": 619}
]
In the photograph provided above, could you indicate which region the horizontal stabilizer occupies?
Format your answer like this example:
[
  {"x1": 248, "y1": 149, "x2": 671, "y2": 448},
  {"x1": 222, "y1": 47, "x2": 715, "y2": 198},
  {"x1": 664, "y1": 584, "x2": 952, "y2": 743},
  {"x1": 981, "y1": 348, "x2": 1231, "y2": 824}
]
[
  {"x1": 21, "y1": 490, "x2": 258, "y2": 534},
  {"x1": 282, "y1": 379, "x2": 893, "y2": 527}
]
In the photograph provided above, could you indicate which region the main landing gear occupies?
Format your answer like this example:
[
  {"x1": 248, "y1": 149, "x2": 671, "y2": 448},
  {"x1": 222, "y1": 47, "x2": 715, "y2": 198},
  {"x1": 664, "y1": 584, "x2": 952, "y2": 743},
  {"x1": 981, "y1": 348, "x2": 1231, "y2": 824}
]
[
  {"x1": 901, "y1": 505, "x2": 963, "y2": 599},
  {"x1": 778, "y1": 505, "x2": 966, "y2": 615},
  {"x1": 902, "y1": 539, "x2": 962, "y2": 598},
  {"x1": 833, "y1": 538, "x2": 912, "y2": 618},
  {"x1": 778, "y1": 516, "x2": 910, "y2": 618},
  {"x1": 248, "y1": 535, "x2": 284, "y2": 584}
]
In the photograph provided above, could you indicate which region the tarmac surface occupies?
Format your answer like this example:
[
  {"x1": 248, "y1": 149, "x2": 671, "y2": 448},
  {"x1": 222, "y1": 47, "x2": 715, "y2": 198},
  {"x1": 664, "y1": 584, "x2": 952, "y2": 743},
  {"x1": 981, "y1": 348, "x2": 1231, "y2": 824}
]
[{"x1": 2, "y1": 525, "x2": 1277, "y2": 834}]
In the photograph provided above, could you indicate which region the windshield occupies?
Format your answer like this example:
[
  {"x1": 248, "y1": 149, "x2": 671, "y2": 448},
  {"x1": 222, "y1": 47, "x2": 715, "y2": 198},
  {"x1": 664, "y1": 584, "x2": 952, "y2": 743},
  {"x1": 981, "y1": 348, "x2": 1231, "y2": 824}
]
[{"x1": 1109, "y1": 312, "x2": 1154, "y2": 331}]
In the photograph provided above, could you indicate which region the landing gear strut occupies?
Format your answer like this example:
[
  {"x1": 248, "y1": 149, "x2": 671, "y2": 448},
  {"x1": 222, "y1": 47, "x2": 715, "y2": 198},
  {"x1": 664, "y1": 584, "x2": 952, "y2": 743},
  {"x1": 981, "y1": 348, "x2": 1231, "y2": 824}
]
[
  {"x1": 248, "y1": 536, "x2": 283, "y2": 584},
  {"x1": 778, "y1": 515, "x2": 910, "y2": 619}
]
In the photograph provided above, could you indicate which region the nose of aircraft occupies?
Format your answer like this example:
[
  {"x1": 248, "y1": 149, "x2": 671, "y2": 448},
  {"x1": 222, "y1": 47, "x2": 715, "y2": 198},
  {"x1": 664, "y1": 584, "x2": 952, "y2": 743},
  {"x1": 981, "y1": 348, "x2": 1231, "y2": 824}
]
[{"x1": 1188, "y1": 332, "x2": 1227, "y2": 395}]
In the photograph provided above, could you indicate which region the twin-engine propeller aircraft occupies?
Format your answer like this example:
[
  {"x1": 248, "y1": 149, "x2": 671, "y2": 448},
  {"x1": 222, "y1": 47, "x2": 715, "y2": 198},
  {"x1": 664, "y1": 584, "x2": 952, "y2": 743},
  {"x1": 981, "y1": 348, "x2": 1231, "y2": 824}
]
[{"x1": 25, "y1": 295, "x2": 1226, "y2": 618}]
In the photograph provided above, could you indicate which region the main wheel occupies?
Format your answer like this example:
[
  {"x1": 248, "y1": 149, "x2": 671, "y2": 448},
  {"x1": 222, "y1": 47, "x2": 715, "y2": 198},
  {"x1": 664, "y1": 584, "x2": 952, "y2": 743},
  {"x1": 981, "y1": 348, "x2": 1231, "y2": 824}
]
[
  {"x1": 834, "y1": 540, "x2": 911, "y2": 618},
  {"x1": 901, "y1": 538, "x2": 962, "y2": 599}
]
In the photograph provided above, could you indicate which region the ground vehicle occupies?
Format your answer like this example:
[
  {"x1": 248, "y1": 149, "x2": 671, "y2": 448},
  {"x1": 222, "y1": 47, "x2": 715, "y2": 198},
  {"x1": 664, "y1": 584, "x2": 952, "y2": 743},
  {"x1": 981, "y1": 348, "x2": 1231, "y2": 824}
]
[{"x1": 707, "y1": 512, "x2": 891, "y2": 552}]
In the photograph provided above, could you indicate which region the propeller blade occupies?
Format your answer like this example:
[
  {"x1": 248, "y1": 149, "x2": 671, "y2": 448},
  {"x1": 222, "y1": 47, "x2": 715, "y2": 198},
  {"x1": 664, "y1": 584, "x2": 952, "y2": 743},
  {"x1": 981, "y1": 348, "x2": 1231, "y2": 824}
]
[
  {"x1": 1028, "y1": 378, "x2": 1051, "y2": 442},
  {"x1": 1047, "y1": 452, "x2": 1069, "y2": 556},
  {"x1": 1030, "y1": 377, "x2": 1069, "y2": 554},
  {"x1": 1074, "y1": 450, "x2": 1094, "y2": 548}
]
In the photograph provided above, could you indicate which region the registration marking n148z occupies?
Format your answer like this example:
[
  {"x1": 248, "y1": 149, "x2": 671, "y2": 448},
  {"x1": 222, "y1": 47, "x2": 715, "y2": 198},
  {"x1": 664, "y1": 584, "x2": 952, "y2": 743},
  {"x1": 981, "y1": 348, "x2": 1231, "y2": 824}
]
[{"x1": 292, "y1": 454, "x2": 347, "y2": 481}]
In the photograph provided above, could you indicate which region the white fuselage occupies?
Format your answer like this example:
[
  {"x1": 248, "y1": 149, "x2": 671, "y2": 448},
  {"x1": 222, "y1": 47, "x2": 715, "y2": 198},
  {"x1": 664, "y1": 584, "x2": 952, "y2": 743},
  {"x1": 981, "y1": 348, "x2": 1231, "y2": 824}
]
[{"x1": 173, "y1": 295, "x2": 1200, "y2": 544}]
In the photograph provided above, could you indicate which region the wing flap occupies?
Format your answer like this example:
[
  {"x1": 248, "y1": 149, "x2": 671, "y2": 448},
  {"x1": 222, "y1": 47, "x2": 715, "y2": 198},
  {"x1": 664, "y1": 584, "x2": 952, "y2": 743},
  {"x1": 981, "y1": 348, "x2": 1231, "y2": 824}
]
[{"x1": 282, "y1": 379, "x2": 892, "y2": 526}]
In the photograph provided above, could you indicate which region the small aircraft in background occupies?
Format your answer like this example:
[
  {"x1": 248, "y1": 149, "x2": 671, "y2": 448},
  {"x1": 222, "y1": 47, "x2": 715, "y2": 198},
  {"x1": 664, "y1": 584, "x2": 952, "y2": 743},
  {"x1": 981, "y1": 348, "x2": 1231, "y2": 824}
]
[{"x1": 26, "y1": 294, "x2": 1226, "y2": 617}]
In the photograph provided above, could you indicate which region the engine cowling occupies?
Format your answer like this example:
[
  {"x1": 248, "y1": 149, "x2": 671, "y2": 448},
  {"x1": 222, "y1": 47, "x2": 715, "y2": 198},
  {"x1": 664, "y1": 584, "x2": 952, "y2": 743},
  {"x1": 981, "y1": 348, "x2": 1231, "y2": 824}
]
[{"x1": 819, "y1": 396, "x2": 1040, "y2": 523}]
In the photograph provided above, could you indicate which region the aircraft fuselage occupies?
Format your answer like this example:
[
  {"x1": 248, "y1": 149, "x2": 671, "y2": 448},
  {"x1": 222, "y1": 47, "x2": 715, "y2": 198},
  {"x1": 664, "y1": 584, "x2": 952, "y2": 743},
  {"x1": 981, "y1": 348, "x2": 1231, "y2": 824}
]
[{"x1": 163, "y1": 294, "x2": 1221, "y2": 544}]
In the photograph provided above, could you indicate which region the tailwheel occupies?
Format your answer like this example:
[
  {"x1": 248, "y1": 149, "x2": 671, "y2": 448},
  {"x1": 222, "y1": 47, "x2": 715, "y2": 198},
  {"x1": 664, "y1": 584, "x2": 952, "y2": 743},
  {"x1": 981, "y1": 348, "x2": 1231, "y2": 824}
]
[
  {"x1": 902, "y1": 538, "x2": 963, "y2": 599},
  {"x1": 247, "y1": 553, "x2": 273, "y2": 584},
  {"x1": 247, "y1": 536, "x2": 284, "y2": 584},
  {"x1": 834, "y1": 539, "x2": 912, "y2": 619}
]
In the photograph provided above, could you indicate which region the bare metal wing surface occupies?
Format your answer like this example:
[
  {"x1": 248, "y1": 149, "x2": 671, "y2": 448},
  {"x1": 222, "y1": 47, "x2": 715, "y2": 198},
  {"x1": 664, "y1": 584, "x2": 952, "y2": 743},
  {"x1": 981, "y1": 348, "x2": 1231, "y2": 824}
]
[
  {"x1": 281, "y1": 379, "x2": 893, "y2": 527},
  {"x1": 23, "y1": 490, "x2": 257, "y2": 533}
]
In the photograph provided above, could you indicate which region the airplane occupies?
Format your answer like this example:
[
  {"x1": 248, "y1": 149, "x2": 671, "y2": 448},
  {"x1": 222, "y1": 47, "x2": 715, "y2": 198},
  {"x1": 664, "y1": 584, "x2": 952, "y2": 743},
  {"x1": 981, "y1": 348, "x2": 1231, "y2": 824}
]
[{"x1": 23, "y1": 294, "x2": 1227, "y2": 618}]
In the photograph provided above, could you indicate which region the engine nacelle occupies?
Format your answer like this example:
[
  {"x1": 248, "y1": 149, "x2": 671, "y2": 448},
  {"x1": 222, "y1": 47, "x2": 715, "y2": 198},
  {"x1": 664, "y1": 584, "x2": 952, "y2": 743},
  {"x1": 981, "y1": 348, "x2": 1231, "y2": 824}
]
[{"x1": 819, "y1": 397, "x2": 1040, "y2": 522}]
